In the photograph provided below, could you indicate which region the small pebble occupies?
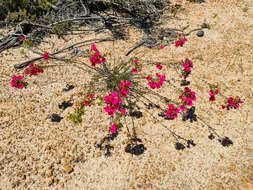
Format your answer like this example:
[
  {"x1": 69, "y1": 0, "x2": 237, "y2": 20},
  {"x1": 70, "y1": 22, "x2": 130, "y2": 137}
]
[
  {"x1": 197, "y1": 30, "x2": 204, "y2": 37},
  {"x1": 63, "y1": 165, "x2": 73, "y2": 174},
  {"x1": 46, "y1": 178, "x2": 54, "y2": 186},
  {"x1": 201, "y1": 23, "x2": 208, "y2": 28}
]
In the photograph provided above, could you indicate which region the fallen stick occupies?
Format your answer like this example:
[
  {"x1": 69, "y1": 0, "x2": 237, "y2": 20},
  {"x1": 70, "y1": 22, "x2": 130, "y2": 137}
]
[{"x1": 14, "y1": 37, "x2": 115, "y2": 69}]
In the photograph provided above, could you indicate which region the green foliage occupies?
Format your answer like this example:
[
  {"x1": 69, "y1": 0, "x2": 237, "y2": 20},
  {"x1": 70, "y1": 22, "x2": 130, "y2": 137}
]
[
  {"x1": 0, "y1": 0, "x2": 57, "y2": 22},
  {"x1": 52, "y1": 21, "x2": 71, "y2": 38},
  {"x1": 110, "y1": 0, "x2": 124, "y2": 4},
  {"x1": 67, "y1": 102, "x2": 85, "y2": 125},
  {"x1": 22, "y1": 39, "x2": 34, "y2": 47}
]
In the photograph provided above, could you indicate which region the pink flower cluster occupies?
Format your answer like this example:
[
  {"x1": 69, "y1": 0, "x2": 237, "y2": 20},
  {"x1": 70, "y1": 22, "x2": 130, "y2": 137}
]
[
  {"x1": 90, "y1": 44, "x2": 107, "y2": 67},
  {"x1": 43, "y1": 52, "x2": 49, "y2": 61},
  {"x1": 104, "y1": 92, "x2": 124, "y2": 116},
  {"x1": 131, "y1": 59, "x2": 141, "y2": 74},
  {"x1": 146, "y1": 73, "x2": 166, "y2": 89},
  {"x1": 222, "y1": 97, "x2": 243, "y2": 110},
  {"x1": 119, "y1": 80, "x2": 131, "y2": 97},
  {"x1": 25, "y1": 63, "x2": 44, "y2": 76},
  {"x1": 179, "y1": 87, "x2": 196, "y2": 107},
  {"x1": 110, "y1": 122, "x2": 118, "y2": 134},
  {"x1": 166, "y1": 104, "x2": 180, "y2": 119},
  {"x1": 132, "y1": 68, "x2": 138, "y2": 74},
  {"x1": 104, "y1": 81, "x2": 130, "y2": 116},
  {"x1": 182, "y1": 59, "x2": 193, "y2": 79},
  {"x1": 209, "y1": 89, "x2": 219, "y2": 102},
  {"x1": 175, "y1": 34, "x2": 187, "y2": 47},
  {"x1": 156, "y1": 63, "x2": 163, "y2": 70},
  {"x1": 83, "y1": 93, "x2": 94, "y2": 106},
  {"x1": 10, "y1": 76, "x2": 25, "y2": 89}
]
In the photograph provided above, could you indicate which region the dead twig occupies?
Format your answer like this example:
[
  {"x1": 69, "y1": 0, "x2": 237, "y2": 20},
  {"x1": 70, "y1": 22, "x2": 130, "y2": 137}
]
[
  {"x1": 125, "y1": 40, "x2": 146, "y2": 56},
  {"x1": 14, "y1": 37, "x2": 115, "y2": 69}
]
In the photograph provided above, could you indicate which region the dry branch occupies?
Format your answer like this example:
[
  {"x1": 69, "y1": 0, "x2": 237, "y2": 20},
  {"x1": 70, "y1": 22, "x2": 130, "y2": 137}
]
[{"x1": 14, "y1": 37, "x2": 115, "y2": 70}]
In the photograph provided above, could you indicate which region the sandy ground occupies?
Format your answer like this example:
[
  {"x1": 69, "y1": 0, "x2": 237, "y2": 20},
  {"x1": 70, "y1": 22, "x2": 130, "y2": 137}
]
[{"x1": 0, "y1": 0, "x2": 253, "y2": 189}]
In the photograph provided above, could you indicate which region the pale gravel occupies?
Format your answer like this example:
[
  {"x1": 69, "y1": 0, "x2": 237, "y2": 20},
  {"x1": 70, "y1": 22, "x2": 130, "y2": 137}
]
[{"x1": 1, "y1": 0, "x2": 253, "y2": 189}]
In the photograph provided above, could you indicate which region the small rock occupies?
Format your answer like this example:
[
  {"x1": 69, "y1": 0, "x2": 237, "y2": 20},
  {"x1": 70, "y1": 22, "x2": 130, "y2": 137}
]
[
  {"x1": 46, "y1": 178, "x2": 54, "y2": 186},
  {"x1": 208, "y1": 133, "x2": 215, "y2": 140},
  {"x1": 201, "y1": 23, "x2": 208, "y2": 28},
  {"x1": 21, "y1": 174, "x2": 26, "y2": 180},
  {"x1": 197, "y1": 30, "x2": 204, "y2": 37},
  {"x1": 5, "y1": 131, "x2": 11, "y2": 138},
  {"x1": 19, "y1": 155, "x2": 26, "y2": 161},
  {"x1": 46, "y1": 170, "x2": 53, "y2": 177},
  {"x1": 63, "y1": 165, "x2": 73, "y2": 174}
]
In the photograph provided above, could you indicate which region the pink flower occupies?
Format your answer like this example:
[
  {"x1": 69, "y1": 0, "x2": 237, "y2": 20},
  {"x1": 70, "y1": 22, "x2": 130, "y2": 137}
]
[
  {"x1": 169, "y1": 104, "x2": 174, "y2": 109},
  {"x1": 185, "y1": 67, "x2": 191, "y2": 72},
  {"x1": 209, "y1": 90, "x2": 215, "y2": 97},
  {"x1": 132, "y1": 68, "x2": 138, "y2": 74},
  {"x1": 21, "y1": 36, "x2": 26, "y2": 41},
  {"x1": 222, "y1": 97, "x2": 243, "y2": 110},
  {"x1": 156, "y1": 64, "x2": 163, "y2": 70},
  {"x1": 184, "y1": 98, "x2": 193, "y2": 106},
  {"x1": 175, "y1": 41, "x2": 183, "y2": 47},
  {"x1": 160, "y1": 45, "x2": 164, "y2": 49},
  {"x1": 89, "y1": 94, "x2": 94, "y2": 99},
  {"x1": 184, "y1": 87, "x2": 190, "y2": 92},
  {"x1": 166, "y1": 104, "x2": 179, "y2": 119},
  {"x1": 104, "y1": 96, "x2": 111, "y2": 103},
  {"x1": 174, "y1": 108, "x2": 180, "y2": 114},
  {"x1": 175, "y1": 36, "x2": 187, "y2": 47},
  {"x1": 17, "y1": 83, "x2": 24, "y2": 89},
  {"x1": 29, "y1": 63, "x2": 35, "y2": 67},
  {"x1": 111, "y1": 92, "x2": 119, "y2": 97},
  {"x1": 146, "y1": 76, "x2": 152, "y2": 80},
  {"x1": 91, "y1": 44, "x2": 97, "y2": 51},
  {"x1": 110, "y1": 122, "x2": 118, "y2": 134},
  {"x1": 133, "y1": 59, "x2": 138, "y2": 64},
  {"x1": 10, "y1": 81, "x2": 16, "y2": 87},
  {"x1": 102, "y1": 57, "x2": 107, "y2": 63},
  {"x1": 10, "y1": 75, "x2": 25, "y2": 89},
  {"x1": 104, "y1": 106, "x2": 113, "y2": 115},
  {"x1": 17, "y1": 76, "x2": 23, "y2": 80},
  {"x1": 12, "y1": 76, "x2": 17, "y2": 80},
  {"x1": 94, "y1": 51, "x2": 100, "y2": 57},
  {"x1": 24, "y1": 64, "x2": 44, "y2": 76},
  {"x1": 43, "y1": 53, "x2": 49, "y2": 61},
  {"x1": 84, "y1": 100, "x2": 89, "y2": 106},
  {"x1": 120, "y1": 108, "x2": 126, "y2": 114},
  {"x1": 209, "y1": 96, "x2": 215, "y2": 102},
  {"x1": 160, "y1": 75, "x2": 166, "y2": 82},
  {"x1": 180, "y1": 105, "x2": 186, "y2": 112},
  {"x1": 215, "y1": 89, "x2": 219, "y2": 94}
]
